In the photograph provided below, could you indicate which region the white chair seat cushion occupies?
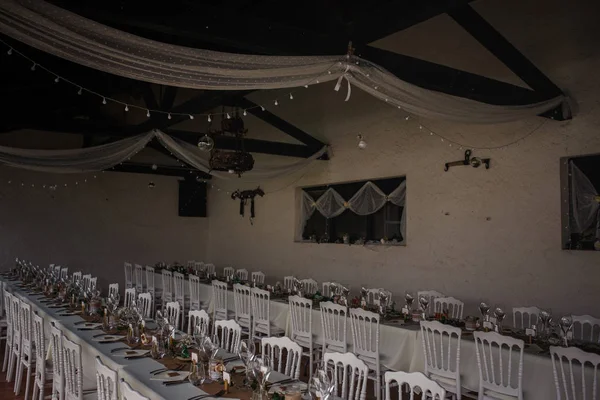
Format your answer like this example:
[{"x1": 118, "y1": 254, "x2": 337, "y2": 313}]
[
  {"x1": 293, "y1": 335, "x2": 320, "y2": 350},
  {"x1": 483, "y1": 390, "x2": 519, "y2": 400},
  {"x1": 254, "y1": 323, "x2": 284, "y2": 335}
]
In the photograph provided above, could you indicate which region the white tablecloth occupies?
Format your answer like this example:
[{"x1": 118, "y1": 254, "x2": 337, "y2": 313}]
[{"x1": 154, "y1": 276, "x2": 594, "y2": 400}]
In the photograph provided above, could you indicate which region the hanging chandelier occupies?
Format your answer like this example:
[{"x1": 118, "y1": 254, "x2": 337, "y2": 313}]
[{"x1": 207, "y1": 109, "x2": 255, "y2": 177}]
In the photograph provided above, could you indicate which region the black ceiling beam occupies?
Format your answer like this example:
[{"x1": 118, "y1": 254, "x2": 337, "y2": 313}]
[
  {"x1": 108, "y1": 161, "x2": 211, "y2": 179},
  {"x1": 448, "y1": 5, "x2": 566, "y2": 117}
]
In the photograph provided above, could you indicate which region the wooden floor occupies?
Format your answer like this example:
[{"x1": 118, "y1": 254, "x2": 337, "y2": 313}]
[{"x1": 0, "y1": 345, "x2": 26, "y2": 400}]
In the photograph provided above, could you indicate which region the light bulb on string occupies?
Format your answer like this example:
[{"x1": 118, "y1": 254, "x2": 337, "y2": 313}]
[
  {"x1": 102, "y1": 97, "x2": 107, "y2": 105},
  {"x1": 207, "y1": 114, "x2": 212, "y2": 122},
  {"x1": 304, "y1": 85, "x2": 308, "y2": 88},
  {"x1": 77, "y1": 87, "x2": 82, "y2": 95},
  {"x1": 189, "y1": 114, "x2": 194, "y2": 120},
  {"x1": 54, "y1": 76, "x2": 60, "y2": 83},
  {"x1": 124, "y1": 105, "x2": 129, "y2": 112},
  {"x1": 357, "y1": 134, "x2": 367, "y2": 149},
  {"x1": 261, "y1": 106, "x2": 265, "y2": 111},
  {"x1": 30, "y1": 63, "x2": 36, "y2": 71},
  {"x1": 167, "y1": 113, "x2": 172, "y2": 120},
  {"x1": 274, "y1": 100, "x2": 279, "y2": 106},
  {"x1": 226, "y1": 113, "x2": 231, "y2": 119},
  {"x1": 289, "y1": 93, "x2": 294, "y2": 100},
  {"x1": 7, "y1": 48, "x2": 12, "y2": 55},
  {"x1": 243, "y1": 110, "x2": 247, "y2": 116},
  {"x1": 146, "y1": 109, "x2": 151, "y2": 118}
]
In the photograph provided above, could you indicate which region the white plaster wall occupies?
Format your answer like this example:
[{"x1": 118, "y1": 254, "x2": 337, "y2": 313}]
[
  {"x1": 0, "y1": 168, "x2": 208, "y2": 291},
  {"x1": 206, "y1": 0, "x2": 600, "y2": 317}
]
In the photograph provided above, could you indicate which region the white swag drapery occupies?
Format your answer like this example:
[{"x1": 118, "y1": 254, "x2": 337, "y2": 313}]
[
  {"x1": 0, "y1": 130, "x2": 327, "y2": 181},
  {"x1": 0, "y1": 0, "x2": 565, "y2": 124},
  {"x1": 569, "y1": 161, "x2": 599, "y2": 240},
  {"x1": 302, "y1": 180, "x2": 407, "y2": 242}
]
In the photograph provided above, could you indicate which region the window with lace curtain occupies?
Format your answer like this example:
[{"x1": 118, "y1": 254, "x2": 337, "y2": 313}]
[{"x1": 299, "y1": 177, "x2": 406, "y2": 245}]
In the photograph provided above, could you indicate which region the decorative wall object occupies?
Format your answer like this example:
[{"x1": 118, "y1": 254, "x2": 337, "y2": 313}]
[{"x1": 231, "y1": 187, "x2": 265, "y2": 223}]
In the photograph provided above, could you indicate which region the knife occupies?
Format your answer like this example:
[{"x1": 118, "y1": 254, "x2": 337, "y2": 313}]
[
  {"x1": 125, "y1": 353, "x2": 150, "y2": 360},
  {"x1": 163, "y1": 379, "x2": 190, "y2": 386}
]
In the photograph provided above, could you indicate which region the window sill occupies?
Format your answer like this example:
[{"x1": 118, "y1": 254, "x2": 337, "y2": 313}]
[{"x1": 294, "y1": 240, "x2": 405, "y2": 247}]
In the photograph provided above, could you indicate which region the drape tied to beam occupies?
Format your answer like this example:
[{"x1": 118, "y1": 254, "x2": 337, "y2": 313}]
[
  {"x1": 0, "y1": 0, "x2": 565, "y2": 124},
  {"x1": 0, "y1": 130, "x2": 328, "y2": 181}
]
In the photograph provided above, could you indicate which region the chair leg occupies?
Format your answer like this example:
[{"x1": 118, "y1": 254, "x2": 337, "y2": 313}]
[
  {"x1": 24, "y1": 364, "x2": 32, "y2": 400},
  {"x1": 2, "y1": 341, "x2": 9, "y2": 372},
  {"x1": 14, "y1": 359, "x2": 24, "y2": 394}
]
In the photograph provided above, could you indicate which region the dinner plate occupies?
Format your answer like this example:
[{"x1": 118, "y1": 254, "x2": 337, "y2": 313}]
[
  {"x1": 92, "y1": 335, "x2": 125, "y2": 342},
  {"x1": 79, "y1": 322, "x2": 103, "y2": 329},
  {"x1": 150, "y1": 370, "x2": 191, "y2": 381},
  {"x1": 112, "y1": 349, "x2": 150, "y2": 357}
]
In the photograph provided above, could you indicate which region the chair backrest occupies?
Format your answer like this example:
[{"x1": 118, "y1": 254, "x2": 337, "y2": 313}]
[
  {"x1": 165, "y1": 301, "x2": 181, "y2": 328},
  {"x1": 251, "y1": 287, "x2": 271, "y2": 334},
  {"x1": 550, "y1": 346, "x2": 600, "y2": 400},
  {"x1": 324, "y1": 352, "x2": 369, "y2": 400},
  {"x1": 512, "y1": 306, "x2": 541, "y2": 330},
  {"x1": 385, "y1": 371, "x2": 446, "y2": 400},
  {"x1": 124, "y1": 288, "x2": 136, "y2": 309},
  {"x1": 18, "y1": 300, "x2": 33, "y2": 356},
  {"x1": 95, "y1": 356, "x2": 118, "y2": 400},
  {"x1": 473, "y1": 331, "x2": 524, "y2": 400},
  {"x1": 4, "y1": 290, "x2": 13, "y2": 330},
  {"x1": 187, "y1": 261, "x2": 196, "y2": 270},
  {"x1": 349, "y1": 308, "x2": 380, "y2": 361},
  {"x1": 134, "y1": 264, "x2": 144, "y2": 293},
  {"x1": 123, "y1": 262, "x2": 133, "y2": 289},
  {"x1": 62, "y1": 335, "x2": 83, "y2": 400},
  {"x1": 82, "y1": 274, "x2": 92, "y2": 292},
  {"x1": 572, "y1": 315, "x2": 600, "y2": 343},
  {"x1": 188, "y1": 309, "x2": 210, "y2": 336},
  {"x1": 223, "y1": 266, "x2": 234, "y2": 278},
  {"x1": 320, "y1": 301, "x2": 348, "y2": 353},
  {"x1": 289, "y1": 295, "x2": 312, "y2": 345},
  {"x1": 205, "y1": 263, "x2": 216, "y2": 275},
  {"x1": 236, "y1": 269, "x2": 248, "y2": 281},
  {"x1": 50, "y1": 323, "x2": 64, "y2": 398},
  {"x1": 144, "y1": 266, "x2": 155, "y2": 295},
  {"x1": 32, "y1": 312, "x2": 45, "y2": 366},
  {"x1": 137, "y1": 293, "x2": 153, "y2": 319},
  {"x1": 417, "y1": 290, "x2": 444, "y2": 317},
  {"x1": 161, "y1": 270, "x2": 173, "y2": 303},
  {"x1": 173, "y1": 272, "x2": 185, "y2": 307},
  {"x1": 233, "y1": 283, "x2": 252, "y2": 324},
  {"x1": 189, "y1": 274, "x2": 201, "y2": 311},
  {"x1": 251, "y1": 271, "x2": 265, "y2": 285},
  {"x1": 212, "y1": 280, "x2": 228, "y2": 321},
  {"x1": 366, "y1": 288, "x2": 393, "y2": 306},
  {"x1": 108, "y1": 283, "x2": 119, "y2": 300},
  {"x1": 53, "y1": 264, "x2": 62, "y2": 277},
  {"x1": 193, "y1": 261, "x2": 205, "y2": 274},
  {"x1": 11, "y1": 295, "x2": 21, "y2": 340},
  {"x1": 300, "y1": 278, "x2": 318, "y2": 295},
  {"x1": 283, "y1": 276, "x2": 296, "y2": 291},
  {"x1": 322, "y1": 282, "x2": 332, "y2": 297},
  {"x1": 261, "y1": 336, "x2": 303, "y2": 380},
  {"x1": 433, "y1": 297, "x2": 464, "y2": 320},
  {"x1": 120, "y1": 379, "x2": 150, "y2": 400},
  {"x1": 72, "y1": 271, "x2": 82, "y2": 284},
  {"x1": 214, "y1": 319, "x2": 242, "y2": 353},
  {"x1": 90, "y1": 277, "x2": 98, "y2": 292},
  {"x1": 60, "y1": 267, "x2": 69, "y2": 281},
  {"x1": 420, "y1": 320, "x2": 462, "y2": 385}
]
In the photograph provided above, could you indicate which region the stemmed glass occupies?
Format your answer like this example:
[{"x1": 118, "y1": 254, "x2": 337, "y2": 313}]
[
  {"x1": 494, "y1": 307, "x2": 506, "y2": 333},
  {"x1": 559, "y1": 315, "x2": 574, "y2": 347},
  {"x1": 419, "y1": 296, "x2": 429, "y2": 320},
  {"x1": 238, "y1": 339, "x2": 256, "y2": 390},
  {"x1": 310, "y1": 362, "x2": 335, "y2": 400}
]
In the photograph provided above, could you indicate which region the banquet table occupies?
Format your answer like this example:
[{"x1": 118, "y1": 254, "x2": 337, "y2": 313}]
[{"x1": 155, "y1": 274, "x2": 599, "y2": 400}]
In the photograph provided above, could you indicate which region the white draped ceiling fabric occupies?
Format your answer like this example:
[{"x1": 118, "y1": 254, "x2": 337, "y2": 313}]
[
  {"x1": 0, "y1": 0, "x2": 566, "y2": 124},
  {"x1": 301, "y1": 181, "x2": 407, "y2": 242},
  {"x1": 569, "y1": 162, "x2": 599, "y2": 240}
]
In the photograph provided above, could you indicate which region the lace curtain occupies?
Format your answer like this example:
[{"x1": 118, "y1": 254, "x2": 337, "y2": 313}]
[
  {"x1": 302, "y1": 180, "x2": 407, "y2": 241},
  {"x1": 570, "y1": 161, "x2": 599, "y2": 239},
  {"x1": 0, "y1": 0, "x2": 565, "y2": 123}
]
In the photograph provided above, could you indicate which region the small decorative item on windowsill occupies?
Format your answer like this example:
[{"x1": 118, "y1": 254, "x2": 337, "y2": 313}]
[{"x1": 342, "y1": 233, "x2": 350, "y2": 244}]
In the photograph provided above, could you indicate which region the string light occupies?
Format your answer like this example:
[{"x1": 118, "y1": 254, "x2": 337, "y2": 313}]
[
  {"x1": 274, "y1": 100, "x2": 278, "y2": 106},
  {"x1": 7, "y1": 47, "x2": 12, "y2": 55},
  {"x1": 146, "y1": 109, "x2": 151, "y2": 117},
  {"x1": 167, "y1": 113, "x2": 171, "y2": 119},
  {"x1": 54, "y1": 76, "x2": 60, "y2": 83},
  {"x1": 261, "y1": 106, "x2": 265, "y2": 111},
  {"x1": 207, "y1": 115, "x2": 211, "y2": 122},
  {"x1": 102, "y1": 97, "x2": 107, "y2": 105},
  {"x1": 30, "y1": 63, "x2": 36, "y2": 71},
  {"x1": 189, "y1": 114, "x2": 194, "y2": 120},
  {"x1": 77, "y1": 87, "x2": 82, "y2": 95},
  {"x1": 289, "y1": 93, "x2": 294, "y2": 100},
  {"x1": 243, "y1": 110, "x2": 247, "y2": 116},
  {"x1": 226, "y1": 113, "x2": 231, "y2": 119},
  {"x1": 124, "y1": 104, "x2": 129, "y2": 112}
]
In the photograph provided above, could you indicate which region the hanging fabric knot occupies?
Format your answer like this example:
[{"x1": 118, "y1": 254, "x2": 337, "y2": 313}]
[
  {"x1": 334, "y1": 65, "x2": 352, "y2": 101},
  {"x1": 311, "y1": 202, "x2": 317, "y2": 207},
  {"x1": 343, "y1": 201, "x2": 349, "y2": 208}
]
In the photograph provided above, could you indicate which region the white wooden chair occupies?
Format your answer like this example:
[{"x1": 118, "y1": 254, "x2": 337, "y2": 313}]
[
  {"x1": 72, "y1": 272, "x2": 82, "y2": 284},
  {"x1": 366, "y1": 289, "x2": 393, "y2": 307},
  {"x1": 283, "y1": 276, "x2": 296, "y2": 292},
  {"x1": 120, "y1": 379, "x2": 149, "y2": 400},
  {"x1": 63, "y1": 335, "x2": 96, "y2": 400},
  {"x1": 233, "y1": 284, "x2": 252, "y2": 335},
  {"x1": 144, "y1": 266, "x2": 155, "y2": 318},
  {"x1": 14, "y1": 300, "x2": 34, "y2": 399},
  {"x1": 289, "y1": 295, "x2": 319, "y2": 379},
  {"x1": 188, "y1": 309, "x2": 210, "y2": 337},
  {"x1": 324, "y1": 352, "x2": 369, "y2": 400},
  {"x1": 300, "y1": 279, "x2": 318, "y2": 295},
  {"x1": 322, "y1": 282, "x2": 333, "y2": 297},
  {"x1": 95, "y1": 356, "x2": 118, "y2": 400},
  {"x1": 212, "y1": 280, "x2": 229, "y2": 321},
  {"x1": 251, "y1": 271, "x2": 265, "y2": 285},
  {"x1": 82, "y1": 274, "x2": 92, "y2": 293},
  {"x1": 50, "y1": 323, "x2": 64, "y2": 400},
  {"x1": 193, "y1": 261, "x2": 205, "y2": 275},
  {"x1": 134, "y1": 264, "x2": 144, "y2": 293},
  {"x1": 107, "y1": 284, "x2": 119, "y2": 301},
  {"x1": 349, "y1": 308, "x2": 388, "y2": 400},
  {"x1": 60, "y1": 267, "x2": 69, "y2": 281},
  {"x1": 512, "y1": 306, "x2": 541, "y2": 330},
  {"x1": 160, "y1": 270, "x2": 173, "y2": 310},
  {"x1": 261, "y1": 336, "x2": 303, "y2": 380},
  {"x1": 320, "y1": 301, "x2": 348, "y2": 354},
  {"x1": 213, "y1": 320, "x2": 242, "y2": 353},
  {"x1": 124, "y1": 288, "x2": 136, "y2": 309},
  {"x1": 32, "y1": 313, "x2": 51, "y2": 400},
  {"x1": 417, "y1": 290, "x2": 444, "y2": 317},
  {"x1": 236, "y1": 269, "x2": 249, "y2": 281},
  {"x1": 7, "y1": 295, "x2": 21, "y2": 383},
  {"x1": 550, "y1": 346, "x2": 600, "y2": 400},
  {"x1": 2, "y1": 290, "x2": 13, "y2": 373},
  {"x1": 137, "y1": 293, "x2": 153, "y2": 319},
  {"x1": 204, "y1": 263, "x2": 216, "y2": 276},
  {"x1": 385, "y1": 371, "x2": 446, "y2": 400},
  {"x1": 124, "y1": 262, "x2": 133, "y2": 289},
  {"x1": 165, "y1": 302, "x2": 181, "y2": 329},
  {"x1": 420, "y1": 320, "x2": 463, "y2": 400},
  {"x1": 251, "y1": 287, "x2": 284, "y2": 340},
  {"x1": 433, "y1": 297, "x2": 465, "y2": 320},
  {"x1": 89, "y1": 277, "x2": 98, "y2": 292},
  {"x1": 473, "y1": 331, "x2": 524, "y2": 400},
  {"x1": 173, "y1": 272, "x2": 186, "y2": 331},
  {"x1": 571, "y1": 314, "x2": 600, "y2": 343},
  {"x1": 223, "y1": 267, "x2": 234, "y2": 279},
  {"x1": 53, "y1": 265, "x2": 62, "y2": 278},
  {"x1": 187, "y1": 261, "x2": 196, "y2": 271},
  {"x1": 188, "y1": 274, "x2": 203, "y2": 311}
]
